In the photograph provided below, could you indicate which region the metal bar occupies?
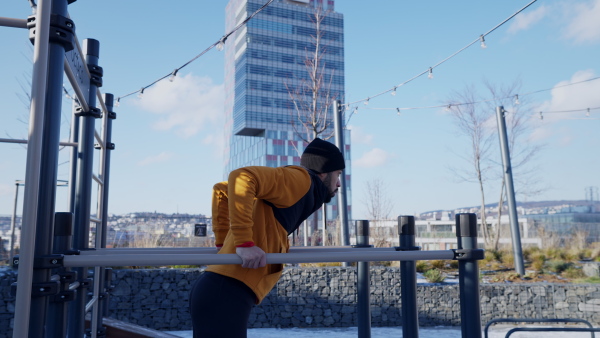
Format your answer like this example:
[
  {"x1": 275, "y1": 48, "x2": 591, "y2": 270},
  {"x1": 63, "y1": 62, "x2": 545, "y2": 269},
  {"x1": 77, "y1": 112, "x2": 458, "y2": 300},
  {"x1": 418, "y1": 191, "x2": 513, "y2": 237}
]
[
  {"x1": 456, "y1": 213, "x2": 482, "y2": 338},
  {"x1": 399, "y1": 215, "x2": 419, "y2": 338},
  {"x1": 92, "y1": 173, "x2": 103, "y2": 185},
  {"x1": 67, "y1": 99, "x2": 79, "y2": 213},
  {"x1": 333, "y1": 100, "x2": 350, "y2": 254},
  {"x1": 0, "y1": 137, "x2": 77, "y2": 147},
  {"x1": 496, "y1": 106, "x2": 525, "y2": 275},
  {"x1": 12, "y1": 0, "x2": 52, "y2": 336},
  {"x1": 85, "y1": 296, "x2": 99, "y2": 313},
  {"x1": 9, "y1": 182, "x2": 20, "y2": 264},
  {"x1": 484, "y1": 318, "x2": 595, "y2": 338},
  {"x1": 0, "y1": 17, "x2": 27, "y2": 28},
  {"x1": 80, "y1": 246, "x2": 402, "y2": 255},
  {"x1": 506, "y1": 327, "x2": 600, "y2": 337},
  {"x1": 355, "y1": 220, "x2": 371, "y2": 338},
  {"x1": 94, "y1": 129, "x2": 104, "y2": 146},
  {"x1": 69, "y1": 38, "x2": 101, "y2": 338},
  {"x1": 48, "y1": 212, "x2": 73, "y2": 338},
  {"x1": 63, "y1": 249, "x2": 456, "y2": 267},
  {"x1": 63, "y1": 57, "x2": 89, "y2": 112},
  {"x1": 90, "y1": 217, "x2": 101, "y2": 223}
]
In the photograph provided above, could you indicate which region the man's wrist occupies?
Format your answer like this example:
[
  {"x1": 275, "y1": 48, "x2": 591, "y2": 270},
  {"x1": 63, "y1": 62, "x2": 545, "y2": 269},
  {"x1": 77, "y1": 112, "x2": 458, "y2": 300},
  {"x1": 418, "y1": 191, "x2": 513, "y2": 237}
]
[{"x1": 236, "y1": 241, "x2": 255, "y2": 248}]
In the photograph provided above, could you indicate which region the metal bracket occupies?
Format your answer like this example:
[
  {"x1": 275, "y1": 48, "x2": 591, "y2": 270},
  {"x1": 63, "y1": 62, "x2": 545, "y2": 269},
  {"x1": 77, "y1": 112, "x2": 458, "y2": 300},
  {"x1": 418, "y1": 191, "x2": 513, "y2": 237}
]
[
  {"x1": 351, "y1": 244, "x2": 374, "y2": 248},
  {"x1": 58, "y1": 271, "x2": 78, "y2": 283},
  {"x1": 88, "y1": 65, "x2": 103, "y2": 87},
  {"x1": 79, "y1": 278, "x2": 93, "y2": 289},
  {"x1": 75, "y1": 106, "x2": 102, "y2": 118},
  {"x1": 51, "y1": 290, "x2": 76, "y2": 303},
  {"x1": 13, "y1": 254, "x2": 64, "y2": 269},
  {"x1": 452, "y1": 248, "x2": 485, "y2": 261},
  {"x1": 395, "y1": 246, "x2": 421, "y2": 251},
  {"x1": 11, "y1": 281, "x2": 61, "y2": 298},
  {"x1": 108, "y1": 111, "x2": 117, "y2": 119},
  {"x1": 95, "y1": 142, "x2": 115, "y2": 150},
  {"x1": 27, "y1": 14, "x2": 75, "y2": 51}
]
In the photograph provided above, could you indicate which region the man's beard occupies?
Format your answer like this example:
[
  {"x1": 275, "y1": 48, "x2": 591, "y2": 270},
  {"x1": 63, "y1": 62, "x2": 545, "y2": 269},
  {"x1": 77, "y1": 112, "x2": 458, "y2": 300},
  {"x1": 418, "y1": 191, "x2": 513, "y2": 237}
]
[{"x1": 322, "y1": 173, "x2": 337, "y2": 203}]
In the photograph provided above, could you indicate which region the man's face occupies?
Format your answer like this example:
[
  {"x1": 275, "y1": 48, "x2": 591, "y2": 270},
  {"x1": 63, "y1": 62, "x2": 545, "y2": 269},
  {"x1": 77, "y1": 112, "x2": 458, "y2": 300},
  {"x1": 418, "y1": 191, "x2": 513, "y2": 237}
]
[{"x1": 320, "y1": 170, "x2": 342, "y2": 203}]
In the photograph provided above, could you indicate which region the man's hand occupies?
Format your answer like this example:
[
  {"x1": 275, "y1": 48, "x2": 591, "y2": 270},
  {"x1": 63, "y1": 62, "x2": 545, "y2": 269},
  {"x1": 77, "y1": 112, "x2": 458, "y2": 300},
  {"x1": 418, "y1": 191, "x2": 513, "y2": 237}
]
[{"x1": 236, "y1": 246, "x2": 267, "y2": 269}]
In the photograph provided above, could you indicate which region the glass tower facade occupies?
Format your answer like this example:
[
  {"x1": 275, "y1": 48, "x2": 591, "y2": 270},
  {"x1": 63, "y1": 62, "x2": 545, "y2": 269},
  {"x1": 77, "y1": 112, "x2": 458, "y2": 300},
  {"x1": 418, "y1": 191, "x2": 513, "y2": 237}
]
[{"x1": 223, "y1": 0, "x2": 351, "y2": 223}]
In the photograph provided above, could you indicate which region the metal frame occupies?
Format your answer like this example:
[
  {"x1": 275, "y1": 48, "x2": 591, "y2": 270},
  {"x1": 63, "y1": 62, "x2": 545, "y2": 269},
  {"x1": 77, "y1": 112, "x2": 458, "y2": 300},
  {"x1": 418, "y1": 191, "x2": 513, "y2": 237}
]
[{"x1": 485, "y1": 318, "x2": 597, "y2": 338}]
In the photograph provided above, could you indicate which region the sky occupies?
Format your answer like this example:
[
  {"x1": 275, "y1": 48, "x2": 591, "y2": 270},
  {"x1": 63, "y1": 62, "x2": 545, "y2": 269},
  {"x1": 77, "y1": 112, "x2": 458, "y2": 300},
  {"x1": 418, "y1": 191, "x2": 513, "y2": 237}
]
[{"x1": 1, "y1": 0, "x2": 599, "y2": 220}]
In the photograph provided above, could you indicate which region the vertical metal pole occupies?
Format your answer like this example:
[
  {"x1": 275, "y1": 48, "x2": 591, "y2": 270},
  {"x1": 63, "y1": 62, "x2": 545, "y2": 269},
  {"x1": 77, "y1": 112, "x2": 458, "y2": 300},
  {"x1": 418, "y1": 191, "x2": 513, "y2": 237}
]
[
  {"x1": 399, "y1": 215, "x2": 419, "y2": 338},
  {"x1": 68, "y1": 98, "x2": 80, "y2": 213},
  {"x1": 12, "y1": 0, "x2": 52, "y2": 335},
  {"x1": 456, "y1": 213, "x2": 482, "y2": 338},
  {"x1": 9, "y1": 181, "x2": 21, "y2": 262},
  {"x1": 69, "y1": 38, "x2": 101, "y2": 338},
  {"x1": 355, "y1": 220, "x2": 371, "y2": 338},
  {"x1": 47, "y1": 212, "x2": 74, "y2": 338},
  {"x1": 333, "y1": 100, "x2": 350, "y2": 252},
  {"x1": 496, "y1": 106, "x2": 525, "y2": 275},
  {"x1": 303, "y1": 220, "x2": 309, "y2": 246},
  {"x1": 322, "y1": 206, "x2": 327, "y2": 246}
]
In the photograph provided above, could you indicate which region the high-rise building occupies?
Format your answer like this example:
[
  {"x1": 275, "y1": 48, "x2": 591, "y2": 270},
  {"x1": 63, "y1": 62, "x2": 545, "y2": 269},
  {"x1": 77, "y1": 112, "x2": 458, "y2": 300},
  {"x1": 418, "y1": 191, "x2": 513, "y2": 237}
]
[{"x1": 223, "y1": 0, "x2": 351, "y2": 230}]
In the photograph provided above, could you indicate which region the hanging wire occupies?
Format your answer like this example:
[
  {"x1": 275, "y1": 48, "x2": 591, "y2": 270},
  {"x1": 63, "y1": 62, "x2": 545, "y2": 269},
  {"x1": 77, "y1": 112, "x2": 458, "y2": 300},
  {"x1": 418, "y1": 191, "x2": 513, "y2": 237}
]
[
  {"x1": 344, "y1": 0, "x2": 539, "y2": 107},
  {"x1": 350, "y1": 76, "x2": 600, "y2": 115},
  {"x1": 116, "y1": 0, "x2": 275, "y2": 103}
]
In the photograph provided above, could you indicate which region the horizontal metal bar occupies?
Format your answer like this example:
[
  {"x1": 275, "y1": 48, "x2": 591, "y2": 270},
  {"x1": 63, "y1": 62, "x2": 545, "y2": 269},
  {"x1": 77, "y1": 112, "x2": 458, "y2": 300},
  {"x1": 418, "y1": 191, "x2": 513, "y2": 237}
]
[
  {"x1": 89, "y1": 217, "x2": 101, "y2": 224},
  {"x1": 85, "y1": 296, "x2": 98, "y2": 313},
  {"x1": 0, "y1": 17, "x2": 27, "y2": 29},
  {"x1": 63, "y1": 249, "x2": 455, "y2": 267},
  {"x1": 81, "y1": 246, "x2": 398, "y2": 255},
  {"x1": 0, "y1": 138, "x2": 77, "y2": 147},
  {"x1": 92, "y1": 173, "x2": 103, "y2": 185},
  {"x1": 69, "y1": 281, "x2": 80, "y2": 291}
]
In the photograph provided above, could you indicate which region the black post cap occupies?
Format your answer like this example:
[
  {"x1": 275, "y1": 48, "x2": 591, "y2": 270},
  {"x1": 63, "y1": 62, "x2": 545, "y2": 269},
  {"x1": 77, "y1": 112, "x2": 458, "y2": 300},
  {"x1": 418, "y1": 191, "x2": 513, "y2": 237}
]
[
  {"x1": 398, "y1": 215, "x2": 415, "y2": 236},
  {"x1": 455, "y1": 213, "x2": 477, "y2": 237},
  {"x1": 355, "y1": 220, "x2": 369, "y2": 237},
  {"x1": 54, "y1": 212, "x2": 73, "y2": 236}
]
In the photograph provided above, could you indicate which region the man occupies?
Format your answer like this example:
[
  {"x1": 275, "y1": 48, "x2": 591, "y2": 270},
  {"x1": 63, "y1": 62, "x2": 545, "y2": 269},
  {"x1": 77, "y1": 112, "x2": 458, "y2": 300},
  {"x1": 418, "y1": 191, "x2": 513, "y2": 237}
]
[{"x1": 190, "y1": 138, "x2": 345, "y2": 337}]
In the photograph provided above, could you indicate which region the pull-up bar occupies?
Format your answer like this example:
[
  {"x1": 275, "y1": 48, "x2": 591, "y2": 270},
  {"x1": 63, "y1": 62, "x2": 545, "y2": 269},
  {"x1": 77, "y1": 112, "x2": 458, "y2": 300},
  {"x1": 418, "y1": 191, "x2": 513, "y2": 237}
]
[{"x1": 62, "y1": 247, "x2": 457, "y2": 267}]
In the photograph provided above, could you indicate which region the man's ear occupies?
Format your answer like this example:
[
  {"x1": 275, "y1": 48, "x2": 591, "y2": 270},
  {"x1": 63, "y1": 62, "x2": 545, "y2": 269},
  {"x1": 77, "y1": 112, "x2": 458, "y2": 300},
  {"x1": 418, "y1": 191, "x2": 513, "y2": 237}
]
[{"x1": 317, "y1": 172, "x2": 327, "y2": 181}]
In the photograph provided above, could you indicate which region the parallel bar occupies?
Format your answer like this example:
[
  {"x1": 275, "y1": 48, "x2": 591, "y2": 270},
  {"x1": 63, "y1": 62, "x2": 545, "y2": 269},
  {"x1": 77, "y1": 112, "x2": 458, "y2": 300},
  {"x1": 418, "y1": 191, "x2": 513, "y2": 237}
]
[
  {"x1": 80, "y1": 246, "x2": 402, "y2": 255},
  {"x1": 92, "y1": 173, "x2": 103, "y2": 185},
  {"x1": 63, "y1": 250, "x2": 455, "y2": 267},
  {"x1": 0, "y1": 17, "x2": 27, "y2": 28},
  {"x1": 0, "y1": 137, "x2": 77, "y2": 147}
]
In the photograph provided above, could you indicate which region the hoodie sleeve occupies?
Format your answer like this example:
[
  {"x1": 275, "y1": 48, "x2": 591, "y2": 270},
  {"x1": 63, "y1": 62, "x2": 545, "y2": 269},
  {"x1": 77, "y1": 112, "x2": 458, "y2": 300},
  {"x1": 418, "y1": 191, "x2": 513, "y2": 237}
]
[{"x1": 211, "y1": 182, "x2": 230, "y2": 247}]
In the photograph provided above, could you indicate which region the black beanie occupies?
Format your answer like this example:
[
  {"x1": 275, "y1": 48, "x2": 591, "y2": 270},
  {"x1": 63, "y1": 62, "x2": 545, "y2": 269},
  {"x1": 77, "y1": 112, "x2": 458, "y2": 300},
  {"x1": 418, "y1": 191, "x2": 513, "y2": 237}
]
[{"x1": 300, "y1": 138, "x2": 345, "y2": 173}]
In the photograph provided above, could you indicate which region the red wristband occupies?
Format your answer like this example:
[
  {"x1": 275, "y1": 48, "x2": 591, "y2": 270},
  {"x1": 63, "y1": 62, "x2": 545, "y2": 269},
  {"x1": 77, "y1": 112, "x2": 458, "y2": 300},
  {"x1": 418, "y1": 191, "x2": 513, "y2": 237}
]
[
  {"x1": 216, "y1": 244, "x2": 223, "y2": 248},
  {"x1": 236, "y1": 241, "x2": 255, "y2": 248}
]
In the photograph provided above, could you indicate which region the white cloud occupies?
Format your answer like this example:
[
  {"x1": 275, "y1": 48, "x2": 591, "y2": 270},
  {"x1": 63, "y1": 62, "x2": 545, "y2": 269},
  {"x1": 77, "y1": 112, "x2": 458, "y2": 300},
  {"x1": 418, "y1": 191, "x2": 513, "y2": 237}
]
[
  {"x1": 507, "y1": 5, "x2": 548, "y2": 34},
  {"x1": 354, "y1": 148, "x2": 391, "y2": 168},
  {"x1": 134, "y1": 73, "x2": 224, "y2": 138},
  {"x1": 563, "y1": 0, "x2": 600, "y2": 44},
  {"x1": 0, "y1": 184, "x2": 11, "y2": 197},
  {"x1": 138, "y1": 152, "x2": 173, "y2": 166},
  {"x1": 347, "y1": 125, "x2": 373, "y2": 145}
]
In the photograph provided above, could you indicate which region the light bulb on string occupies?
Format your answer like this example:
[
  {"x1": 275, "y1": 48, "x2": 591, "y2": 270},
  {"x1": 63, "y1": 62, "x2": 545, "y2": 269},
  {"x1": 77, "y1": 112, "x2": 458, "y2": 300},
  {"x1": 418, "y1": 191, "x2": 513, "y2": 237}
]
[
  {"x1": 445, "y1": 104, "x2": 452, "y2": 112},
  {"x1": 396, "y1": 108, "x2": 401, "y2": 116},
  {"x1": 539, "y1": 111, "x2": 543, "y2": 120},
  {"x1": 391, "y1": 87, "x2": 397, "y2": 96},
  {"x1": 169, "y1": 69, "x2": 178, "y2": 82},
  {"x1": 216, "y1": 37, "x2": 226, "y2": 51},
  {"x1": 115, "y1": 97, "x2": 120, "y2": 107},
  {"x1": 514, "y1": 95, "x2": 520, "y2": 105},
  {"x1": 480, "y1": 35, "x2": 487, "y2": 49},
  {"x1": 364, "y1": 98, "x2": 369, "y2": 105},
  {"x1": 138, "y1": 88, "x2": 145, "y2": 99},
  {"x1": 587, "y1": 108, "x2": 591, "y2": 117},
  {"x1": 428, "y1": 67, "x2": 433, "y2": 79}
]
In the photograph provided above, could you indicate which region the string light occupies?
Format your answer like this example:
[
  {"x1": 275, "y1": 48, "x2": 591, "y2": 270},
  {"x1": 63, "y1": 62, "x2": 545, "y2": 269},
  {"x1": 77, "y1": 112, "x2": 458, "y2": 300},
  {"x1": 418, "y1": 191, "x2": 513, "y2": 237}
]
[
  {"x1": 137, "y1": 88, "x2": 145, "y2": 99},
  {"x1": 391, "y1": 87, "x2": 397, "y2": 96},
  {"x1": 115, "y1": 97, "x2": 120, "y2": 107},
  {"x1": 345, "y1": 0, "x2": 539, "y2": 107},
  {"x1": 539, "y1": 112, "x2": 543, "y2": 120},
  {"x1": 514, "y1": 95, "x2": 520, "y2": 105},
  {"x1": 587, "y1": 108, "x2": 591, "y2": 117},
  {"x1": 364, "y1": 98, "x2": 369, "y2": 105},
  {"x1": 480, "y1": 35, "x2": 487, "y2": 49},
  {"x1": 396, "y1": 108, "x2": 401, "y2": 115},
  {"x1": 169, "y1": 69, "x2": 178, "y2": 82},
  {"x1": 116, "y1": 0, "x2": 275, "y2": 102}
]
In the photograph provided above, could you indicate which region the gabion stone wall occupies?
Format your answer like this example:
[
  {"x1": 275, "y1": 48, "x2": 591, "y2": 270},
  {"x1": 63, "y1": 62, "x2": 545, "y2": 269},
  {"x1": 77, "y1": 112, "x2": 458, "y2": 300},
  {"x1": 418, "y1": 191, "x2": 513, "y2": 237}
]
[{"x1": 4, "y1": 267, "x2": 600, "y2": 337}]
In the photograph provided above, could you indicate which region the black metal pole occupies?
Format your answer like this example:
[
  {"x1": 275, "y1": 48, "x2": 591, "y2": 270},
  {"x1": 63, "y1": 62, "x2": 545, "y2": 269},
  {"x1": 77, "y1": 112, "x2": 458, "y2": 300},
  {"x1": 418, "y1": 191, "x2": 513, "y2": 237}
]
[
  {"x1": 69, "y1": 38, "x2": 101, "y2": 338},
  {"x1": 333, "y1": 100, "x2": 350, "y2": 254},
  {"x1": 355, "y1": 220, "x2": 371, "y2": 338},
  {"x1": 47, "y1": 212, "x2": 74, "y2": 338},
  {"x1": 29, "y1": 0, "x2": 69, "y2": 336},
  {"x1": 456, "y1": 213, "x2": 482, "y2": 338},
  {"x1": 399, "y1": 215, "x2": 419, "y2": 338}
]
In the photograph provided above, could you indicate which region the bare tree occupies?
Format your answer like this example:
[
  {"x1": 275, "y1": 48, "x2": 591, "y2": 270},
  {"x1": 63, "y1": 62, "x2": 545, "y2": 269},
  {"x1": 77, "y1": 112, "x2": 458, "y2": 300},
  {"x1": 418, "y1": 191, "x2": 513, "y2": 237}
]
[
  {"x1": 286, "y1": 5, "x2": 338, "y2": 143},
  {"x1": 446, "y1": 85, "x2": 496, "y2": 247},
  {"x1": 364, "y1": 179, "x2": 394, "y2": 247}
]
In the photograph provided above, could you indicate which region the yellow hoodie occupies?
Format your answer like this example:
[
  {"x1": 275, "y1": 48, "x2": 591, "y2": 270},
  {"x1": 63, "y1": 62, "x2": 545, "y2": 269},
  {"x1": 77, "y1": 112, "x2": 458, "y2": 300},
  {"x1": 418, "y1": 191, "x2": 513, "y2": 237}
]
[{"x1": 205, "y1": 165, "x2": 328, "y2": 303}]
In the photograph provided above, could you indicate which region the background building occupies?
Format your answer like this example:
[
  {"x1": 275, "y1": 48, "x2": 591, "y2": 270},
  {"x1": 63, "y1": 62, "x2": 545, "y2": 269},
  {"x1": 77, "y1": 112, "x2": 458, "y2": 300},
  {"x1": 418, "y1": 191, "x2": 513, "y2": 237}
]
[{"x1": 223, "y1": 0, "x2": 351, "y2": 236}]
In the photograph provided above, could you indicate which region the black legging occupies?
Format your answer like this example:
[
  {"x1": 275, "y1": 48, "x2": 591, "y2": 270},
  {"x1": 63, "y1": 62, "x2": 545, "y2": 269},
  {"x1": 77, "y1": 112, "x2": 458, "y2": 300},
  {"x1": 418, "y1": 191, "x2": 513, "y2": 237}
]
[{"x1": 190, "y1": 271, "x2": 256, "y2": 338}]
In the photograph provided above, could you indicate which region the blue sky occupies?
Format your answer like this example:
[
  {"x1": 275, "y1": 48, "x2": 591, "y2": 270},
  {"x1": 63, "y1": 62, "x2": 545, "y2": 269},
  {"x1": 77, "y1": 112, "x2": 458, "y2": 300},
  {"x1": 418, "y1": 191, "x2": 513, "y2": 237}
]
[{"x1": 1, "y1": 0, "x2": 599, "y2": 219}]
